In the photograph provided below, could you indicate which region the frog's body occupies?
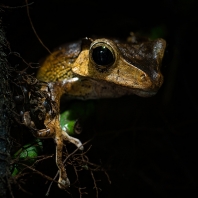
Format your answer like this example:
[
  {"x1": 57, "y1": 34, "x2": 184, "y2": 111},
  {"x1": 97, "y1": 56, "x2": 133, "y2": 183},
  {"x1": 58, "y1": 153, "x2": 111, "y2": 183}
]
[{"x1": 26, "y1": 36, "x2": 166, "y2": 189}]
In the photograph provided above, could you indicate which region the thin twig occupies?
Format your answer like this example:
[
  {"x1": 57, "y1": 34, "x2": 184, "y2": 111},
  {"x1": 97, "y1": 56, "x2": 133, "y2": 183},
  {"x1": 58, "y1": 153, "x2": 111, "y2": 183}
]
[
  {"x1": 45, "y1": 171, "x2": 59, "y2": 196},
  {"x1": 25, "y1": 0, "x2": 51, "y2": 54},
  {"x1": 104, "y1": 170, "x2": 111, "y2": 184},
  {"x1": 17, "y1": 183, "x2": 32, "y2": 195},
  {"x1": 63, "y1": 139, "x2": 92, "y2": 164},
  {"x1": 90, "y1": 171, "x2": 100, "y2": 198},
  {"x1": 79, "y1": 187, "x2": 88, "y2": 198},
  {"x1": 1, "y1": 2, "x2": 34, "y2": 9},
  {"x1": 6, "y1": 174, "x2": 15, "y2": 198},
  {"x1": 9, "y1": 51, "x2": 39, "y2": 71},
  {"x1": 17, "y1": 163, "x2": 69, "y2": 192},
  {"x1": 45, "y1": 140, "x2": 91, "y2": 195}
]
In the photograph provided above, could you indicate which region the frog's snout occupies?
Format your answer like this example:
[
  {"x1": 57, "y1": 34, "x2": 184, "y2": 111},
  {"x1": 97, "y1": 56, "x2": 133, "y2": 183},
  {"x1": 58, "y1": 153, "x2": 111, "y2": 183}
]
[{"x1": 154, "y1": 72, "x2": 163, "y2": 89}]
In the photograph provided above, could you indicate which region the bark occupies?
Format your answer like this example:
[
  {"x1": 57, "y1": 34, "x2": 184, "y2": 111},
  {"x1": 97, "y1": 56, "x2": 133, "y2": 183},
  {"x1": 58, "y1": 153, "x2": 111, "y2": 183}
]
[{"x1": 0, "y1": 18, "x2": 12, "y2": 198}]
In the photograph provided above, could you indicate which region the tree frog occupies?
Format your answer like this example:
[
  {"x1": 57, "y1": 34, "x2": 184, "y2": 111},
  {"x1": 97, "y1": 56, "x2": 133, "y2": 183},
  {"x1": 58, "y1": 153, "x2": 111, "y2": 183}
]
[{"x1": 24, "y1": 35, "x2": 166, "y2": 189}]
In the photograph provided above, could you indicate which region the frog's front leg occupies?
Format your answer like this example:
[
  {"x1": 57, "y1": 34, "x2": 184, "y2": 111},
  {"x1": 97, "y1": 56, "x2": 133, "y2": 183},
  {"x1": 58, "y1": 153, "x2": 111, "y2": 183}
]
[
  {"x1": 54, "y1": 122, "x2": 70, "y2": 188},
  {"x1": 53, "y1": 119, "x2": 84, "y2": 188},
  {"x1": 44, "y1": 118, "x2": 83, "y2": 189}
]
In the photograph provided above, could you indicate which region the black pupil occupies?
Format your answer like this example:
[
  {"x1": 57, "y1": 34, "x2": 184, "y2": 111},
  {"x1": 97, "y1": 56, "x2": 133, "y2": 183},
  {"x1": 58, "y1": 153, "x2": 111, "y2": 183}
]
[{"x1": 92, "y1": 46, "x2": 114, "y2": 66}]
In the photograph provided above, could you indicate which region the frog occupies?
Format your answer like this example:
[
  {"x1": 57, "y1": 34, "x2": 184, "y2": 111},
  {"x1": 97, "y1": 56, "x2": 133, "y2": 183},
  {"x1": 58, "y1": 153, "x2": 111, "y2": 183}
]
[{"x1": 24, "y1": 34, "x2": 166, "y2": 189}]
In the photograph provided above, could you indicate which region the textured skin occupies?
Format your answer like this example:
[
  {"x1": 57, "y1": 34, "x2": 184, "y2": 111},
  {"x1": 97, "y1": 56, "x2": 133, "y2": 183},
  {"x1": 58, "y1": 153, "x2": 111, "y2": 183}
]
[{"x1": 37, "y1": 41, "x2": 81, "y2": 82}]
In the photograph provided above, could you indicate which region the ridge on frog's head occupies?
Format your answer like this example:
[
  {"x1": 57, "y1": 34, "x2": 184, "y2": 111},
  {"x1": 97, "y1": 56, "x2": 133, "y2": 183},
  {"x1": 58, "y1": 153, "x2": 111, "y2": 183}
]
[{"x1": 72, "y1": 37, "x2": 166, "y2": 97}]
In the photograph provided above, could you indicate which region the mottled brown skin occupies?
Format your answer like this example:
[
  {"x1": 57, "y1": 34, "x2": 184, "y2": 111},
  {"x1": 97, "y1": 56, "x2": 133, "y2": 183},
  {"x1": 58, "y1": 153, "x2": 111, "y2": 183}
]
[{"x1": 34, "y1": 35, "x2": 166, "y2": 189}]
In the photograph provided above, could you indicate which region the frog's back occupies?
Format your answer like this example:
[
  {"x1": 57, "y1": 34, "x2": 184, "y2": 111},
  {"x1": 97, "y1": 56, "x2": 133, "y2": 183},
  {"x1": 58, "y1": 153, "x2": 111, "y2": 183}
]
[{"x1": 37, "y1": 40, "x2": 81, "y2": 82}]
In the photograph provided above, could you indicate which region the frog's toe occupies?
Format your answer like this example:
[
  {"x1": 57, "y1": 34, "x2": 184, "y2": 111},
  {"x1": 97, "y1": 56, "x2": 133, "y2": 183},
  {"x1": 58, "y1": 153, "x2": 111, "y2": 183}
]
[
  {"x1": 58, "y1": 177, "x2": 70, "y2": 189},
  {"x1": 69, "y1": 136, "x2": 84, "y2": 150},
  {"x1": 62, "y1": 130, "x2": 84, "y2": 150},
  {"x1": 76, "y1": 140, "x2": 84, "y2": 150}
]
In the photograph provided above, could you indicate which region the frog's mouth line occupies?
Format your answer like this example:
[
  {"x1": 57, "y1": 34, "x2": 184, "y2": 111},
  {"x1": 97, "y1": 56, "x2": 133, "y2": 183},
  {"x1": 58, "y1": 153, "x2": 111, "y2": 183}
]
[
  {"x1": 119, "y1": 84, "x2": 160, "y2": 97},
  {"x1": 87, "y1": 77, "x2": 161, "y2": 98},
  {"x1": 132, "y1": 89, "x2": 158, "y2": 97},
  {"x1": 130, "y1": 82, "x2": 163, "y2": 97}
]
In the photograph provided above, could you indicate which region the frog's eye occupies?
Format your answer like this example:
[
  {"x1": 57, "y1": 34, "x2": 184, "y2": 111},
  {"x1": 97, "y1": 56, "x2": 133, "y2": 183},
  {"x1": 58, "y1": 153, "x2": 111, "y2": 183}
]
[
  {"x1": 92, "y1": 45, "x2": 114, "y2": 66},
  {"x1": 90, "y1": 43, "x2": 115, "y2": 68}
]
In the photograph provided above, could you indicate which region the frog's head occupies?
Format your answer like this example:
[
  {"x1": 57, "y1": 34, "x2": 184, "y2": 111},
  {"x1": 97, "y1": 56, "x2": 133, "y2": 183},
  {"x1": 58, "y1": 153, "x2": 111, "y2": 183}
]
[{"x1": 72, "y1": 37, "x2": 166, "y2": 97}]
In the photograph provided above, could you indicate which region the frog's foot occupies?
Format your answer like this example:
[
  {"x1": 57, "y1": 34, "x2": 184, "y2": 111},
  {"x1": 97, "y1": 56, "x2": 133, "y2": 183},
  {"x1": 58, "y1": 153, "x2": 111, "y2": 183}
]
[
  {"x1": 62, "y1": 130, "x2": 84, "y2": 150},
  {"x1": 55, "y1": 134, "x2": 71, "y2": 189},
  {"x1": 58, "y1": 176, "x2": 70, "y2": 189}
]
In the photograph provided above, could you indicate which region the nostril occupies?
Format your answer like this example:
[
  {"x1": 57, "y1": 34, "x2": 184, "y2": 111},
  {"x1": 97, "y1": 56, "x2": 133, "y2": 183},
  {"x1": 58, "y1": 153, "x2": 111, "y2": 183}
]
[
  {"x1": 152, "y1": 72, "x2": 160, "y2": 80},
  {"x1": 153, "y1": 73, "x2": 163, "y2": 87}
]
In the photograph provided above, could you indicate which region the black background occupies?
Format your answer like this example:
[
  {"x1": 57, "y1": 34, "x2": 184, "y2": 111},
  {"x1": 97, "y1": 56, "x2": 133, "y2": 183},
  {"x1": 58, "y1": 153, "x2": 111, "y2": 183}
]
[{"x1": 1, "y1": 0, "x2": 198, "y2": 197}]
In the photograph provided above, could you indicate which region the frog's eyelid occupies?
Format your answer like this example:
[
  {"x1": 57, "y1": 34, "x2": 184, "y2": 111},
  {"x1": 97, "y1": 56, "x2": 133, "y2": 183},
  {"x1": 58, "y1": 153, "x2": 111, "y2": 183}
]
[{"x1": 81, "y1": 37, "x2": 93, "y2": 50}]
